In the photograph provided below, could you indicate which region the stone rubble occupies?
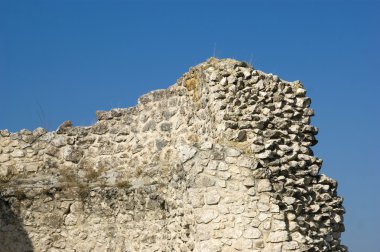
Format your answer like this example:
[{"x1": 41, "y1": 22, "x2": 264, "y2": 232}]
[{"x1": 0, "y1": 58, "x2": 346, "y2": 251}]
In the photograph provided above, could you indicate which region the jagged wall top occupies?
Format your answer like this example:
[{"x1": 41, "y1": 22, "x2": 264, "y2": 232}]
[{"x1": 0, "y1": 58, "x2": 345, "y2": 252}]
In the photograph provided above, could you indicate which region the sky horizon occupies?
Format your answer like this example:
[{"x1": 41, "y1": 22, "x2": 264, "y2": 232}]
[{"x1": 1, "y1": 0, "x2": 379, "y2": 250}]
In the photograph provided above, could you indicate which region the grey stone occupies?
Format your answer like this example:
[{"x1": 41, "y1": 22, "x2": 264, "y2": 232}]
[
  {"x1": 63, "y1": 147, "x2": 83, "y2": 163},
  {"x1": 160, "y1": 122, "x2": 172, "y2": 132},
  {"x1": 142, "y1": 120, "x2": 156, "y2": 132},
  {"x1": 155, "y1": 139, "x2": 168, "y2": 151},
  {"x1": 177, "y1": 145, "x2": 197, "y2": 163}
]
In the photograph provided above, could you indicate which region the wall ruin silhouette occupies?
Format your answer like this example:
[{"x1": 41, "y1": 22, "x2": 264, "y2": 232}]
[{"x1": 0, "y1": 58, "x2": 346, "y2": 251}]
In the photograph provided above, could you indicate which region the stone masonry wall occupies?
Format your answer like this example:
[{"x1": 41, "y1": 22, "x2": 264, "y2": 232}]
[{"x1": 0, "y1": 58, "x2": 346, "y2": 252}]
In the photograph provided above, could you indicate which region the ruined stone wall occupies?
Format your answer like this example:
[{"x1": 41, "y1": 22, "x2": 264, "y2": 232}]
[{"x1": 0, "y1": 58, "x2": 346, "y2": 252}]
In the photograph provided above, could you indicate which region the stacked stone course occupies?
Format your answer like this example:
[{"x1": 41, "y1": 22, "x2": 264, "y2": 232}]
[{"x1": 0, "y1": 58, "x2": 346, "y2": 251}]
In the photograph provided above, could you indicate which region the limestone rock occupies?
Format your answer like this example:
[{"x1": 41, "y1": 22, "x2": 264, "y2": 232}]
[
  {"x1": 257, "y1": 179, "x2": 272, "y2": 192},
  {"x1": 243, "y1": 228, "x2": 261, "y2": 239},
  {"x1": 195, "y1": 209, "x2": 219, "y2": 224},
  {"x1": 205, "y1": 190, "x2": 221, "y2": 205},
  {"x1": 268, "y1": 231, "x2": 289, "y2": 243},
  {"x1": 177, "y1": 144, "x2": 197, "y2": 163}
]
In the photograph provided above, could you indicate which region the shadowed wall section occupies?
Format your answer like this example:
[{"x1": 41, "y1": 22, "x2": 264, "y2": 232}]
[{"x1": 0, "y1": 198, "x2": 33, "y2": 252}]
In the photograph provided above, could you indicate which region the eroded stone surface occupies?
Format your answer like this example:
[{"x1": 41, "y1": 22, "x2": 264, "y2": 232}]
[{"x1": 0, "y1": 58, "x2": 346, "y2": 251}]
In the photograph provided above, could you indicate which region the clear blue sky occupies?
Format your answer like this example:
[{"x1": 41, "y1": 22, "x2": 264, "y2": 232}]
[{"x1": 1, "y1": 0, "x2": 379, "y2": 250}]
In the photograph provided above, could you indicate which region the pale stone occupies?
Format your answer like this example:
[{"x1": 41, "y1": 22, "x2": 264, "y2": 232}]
[
  {"x1": 256, "y1": 150, "x2": 273, "y2": 159},
  {"x1": 243, "y1": 227, "x2": 261, "y2": 239},
  {"x1": 51, "y1": 136, "x2": 66, "y2": 147},
  {"x1": 218, "y1": 162, "x2": 229, "y2": 171},
  {"x1": 11, "y1": 149, "x2": 25, "y2": 158},
  {"x1": 205, "y1": 190, "x2": 221, "y2": 205},
  {"x1": 225, "y1": 147, "x2": 241, "y2": 157},
  {"x1": 267, "y1": 231, "x2": 289, "y2": 242},
  {"x1": 237, "y1": 156, "x2": 257, "y2": 168},
  {"x1": 232, "y1": 239, "x2": 253, "y2": 251},
  {"x1": 257, "y1": 202, "x2": 270, "y2": 212},
  {"x1": 229, "y1": 165, "x2": 240, "y2": 174},
  {"x1": 229, "y1": 205, "x2": 245, "y2": 214},
  {"x1": 257, "y1": 179, "x2": 272, "y2": 192},
  {"x1": 245, "y1": 187, "x2": 255, "y2": 196},
  {"x1": 200, "y1": 141, "x2": 213, "y2": 150},
  {"x1": 25, "y1": 164, "x2": 38, "y2": 172},
  {"x1": 195, "y1": 209, "x2": 219, "y2": 224},
  {"x1": 296, "y1": 88, "x2": 306, "y2": 96},
  {"x1": 243, "y1": 70, "x2": 251, "y2": 78},
  {"x1": 263, "y1": 220, "x2": 271, "y2": 230},
  {"x1": 270, "y1": 204, "x2": 280, "y2": 213},
  {"x1": 262, "y1": 243, "x2": 282, "y2": 252},
  {"x1": 0, "y1": 165, "x2": 9, "y2": 177},
  {"x1": 217, "y1": 171, "x2": 231, "y2": 180},
  {"x1": 209, "y1": 72, "x2": 219, "y2": 81},
  {"x1": 310, "y1": 204, "x2": 320, "y2": 213},
  {"x1": 225, "y1": 228, "x2": 243, "y2": 239},
  {"x1": 243, "y1": 177, "x2": 255, "y2": 187},
  {"x1": 64, "y1": 214, "x2": 78, "y2": 226},
  {"x1": 197, "y1": 228, "x2": 211, "y2": 241},
  {"x1": 284, "y1": 196, "x2": 296, "y2": 205},
  {"x1": 272, "y1": 220, "x2": 286, "y2": 231},
  {"x1": 207, "y1": 160, "x2": 219, "y2": 170},
  {"x1": 283, "y1": 241, "x2": 299, "y2": 250},
  {"x1": 0, "y1": 154, "x2": 10, "y2": 163},
  {"x1": 227, "y1": 75, "x2": 237, "y2": 84},
  {"x1": 217, "y1": 179, "x2": 226, "y2": 188},
  {"x1": 189, "y1": 192, "x2": 204, "y2": 208},
  {"x1": 220, "y1": 77, "x2": 227, "y2": 86},
  {"x1": 258, "y1": 213, "x2": 270, "y2": 221},
  {"x1": 224, "y1": 156, "x2": 237, "y2": 164},
  {"x1": 288, "y1": 221, "x2": 298, "y2": 231},
  {"x1": 291, "y1": 232, "x2": 306, "y2": 243},
  {"x1": 199, "y1": 239, "x2": 222, "y2": 252}
]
